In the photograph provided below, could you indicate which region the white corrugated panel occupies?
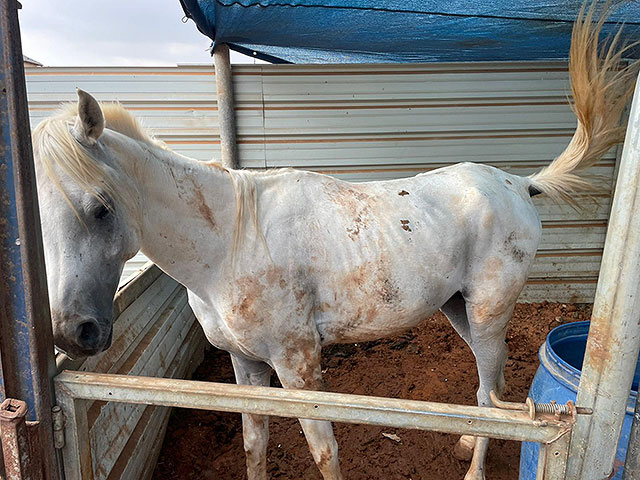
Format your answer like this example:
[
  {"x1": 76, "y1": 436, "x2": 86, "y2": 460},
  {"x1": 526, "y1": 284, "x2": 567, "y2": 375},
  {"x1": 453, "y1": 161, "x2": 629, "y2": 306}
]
[
  {"x1": 119, "y1": 251, "x2": 152, "y2": 286},
  {"x1": 26, "y1": 62, "x2": 616, "y2": 302}
]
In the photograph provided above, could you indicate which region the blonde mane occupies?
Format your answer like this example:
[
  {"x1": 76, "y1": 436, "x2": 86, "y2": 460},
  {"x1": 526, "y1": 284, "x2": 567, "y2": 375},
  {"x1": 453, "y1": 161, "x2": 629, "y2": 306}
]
[
  {"x1": 33, "y1": 101, "x2": 269, "y2": 260},
  {"x1": 32, "y1": 102, "x2": 164, "y2": 218}
]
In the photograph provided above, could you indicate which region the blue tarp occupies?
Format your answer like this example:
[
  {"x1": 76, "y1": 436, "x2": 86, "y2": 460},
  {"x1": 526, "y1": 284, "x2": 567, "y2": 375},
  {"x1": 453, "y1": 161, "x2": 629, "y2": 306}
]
[{"x1": 179, "y1": 0, "x2": 640, "y2": 64}]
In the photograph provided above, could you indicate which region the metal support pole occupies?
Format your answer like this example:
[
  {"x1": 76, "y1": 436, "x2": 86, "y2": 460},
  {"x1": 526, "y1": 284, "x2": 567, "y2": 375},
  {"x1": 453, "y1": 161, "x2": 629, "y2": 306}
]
[
  {"x1": 0, "y1": 0, "x2": 59, "y2": 478},
  {"x1": 213, "y1": 43, "x2": 239, "y2": 169},
  {"x1": 566, "y1": 74, "x2": 640, "y2": 479},
  {"x1": 623, "y1": 396, "x2": 640, "y2": 480}
]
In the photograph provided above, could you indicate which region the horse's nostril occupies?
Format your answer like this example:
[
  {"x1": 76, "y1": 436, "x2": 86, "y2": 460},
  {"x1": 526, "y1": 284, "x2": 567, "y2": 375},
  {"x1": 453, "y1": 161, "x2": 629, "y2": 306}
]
[{"x1": 76, "y1": 320, "x2": 101, "y2": 350}]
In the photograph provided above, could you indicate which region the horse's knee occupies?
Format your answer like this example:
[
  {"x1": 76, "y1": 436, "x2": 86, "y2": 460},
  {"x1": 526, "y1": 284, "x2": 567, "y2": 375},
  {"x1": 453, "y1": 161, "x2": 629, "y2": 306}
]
[
  {"x1": 244, "y1": 431, "x2": 267, "y2": 453},
  {"x1": 453, "y1": 435, "x2": 476, "y2": 461},
  {"x1": 245, "y1": 446, "x2": 266, "y2": 466},
  {"x1": 313, "y1": 446, "x2": 342, "y2": 480}
]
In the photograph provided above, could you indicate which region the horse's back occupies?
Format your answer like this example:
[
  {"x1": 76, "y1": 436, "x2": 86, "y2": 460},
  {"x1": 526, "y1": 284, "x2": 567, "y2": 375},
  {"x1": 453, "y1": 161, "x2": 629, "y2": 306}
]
[
  {"x1": 261, "y1": 162, "x2": 541, "y2": 257},
  {"x1": 252, "y1": 163, "x2": 542, "y2": 345}
]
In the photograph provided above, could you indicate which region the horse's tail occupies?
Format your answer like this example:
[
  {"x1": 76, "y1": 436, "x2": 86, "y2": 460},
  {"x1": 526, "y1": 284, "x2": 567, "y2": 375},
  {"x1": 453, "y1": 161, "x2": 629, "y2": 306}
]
[{"x1": 528, "y1": 2, "x2": 639, "y2": 207}]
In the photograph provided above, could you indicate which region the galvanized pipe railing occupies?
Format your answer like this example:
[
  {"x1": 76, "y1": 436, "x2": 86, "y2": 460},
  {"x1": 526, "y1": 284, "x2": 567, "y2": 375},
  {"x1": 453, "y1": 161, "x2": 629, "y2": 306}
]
[
  {"x1": 55, "y1": 370, "x2": 578, "y2": 479},
  {"x1": 567, "y1": 73, "x2": 640, "y2": 479}
]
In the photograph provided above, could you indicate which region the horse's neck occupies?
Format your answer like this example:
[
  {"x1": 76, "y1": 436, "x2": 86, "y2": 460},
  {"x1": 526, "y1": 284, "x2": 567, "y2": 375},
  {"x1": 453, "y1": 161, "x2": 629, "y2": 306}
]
[{"x1": 128, "y1": 147, "x2": 238, "y2": 296}]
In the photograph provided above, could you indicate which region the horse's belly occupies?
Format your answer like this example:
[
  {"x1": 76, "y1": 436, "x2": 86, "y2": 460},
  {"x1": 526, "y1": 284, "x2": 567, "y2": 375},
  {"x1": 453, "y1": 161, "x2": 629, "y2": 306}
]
[
  {"x1": 317, "y1": 303, "x2": 440, "y2": 345},
  {"x1": 315, "y1": 271, "x2": 454, "y2": 345},
  {"x1": 311, "y1": 235, "x2": 461, "y2": 345}
]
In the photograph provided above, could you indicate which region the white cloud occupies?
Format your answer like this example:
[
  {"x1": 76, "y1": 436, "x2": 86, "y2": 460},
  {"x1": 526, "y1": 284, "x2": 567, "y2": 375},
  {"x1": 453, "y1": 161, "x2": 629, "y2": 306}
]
[{"x1": 18, "y1": 0, "x2": 259, "y2": 66}]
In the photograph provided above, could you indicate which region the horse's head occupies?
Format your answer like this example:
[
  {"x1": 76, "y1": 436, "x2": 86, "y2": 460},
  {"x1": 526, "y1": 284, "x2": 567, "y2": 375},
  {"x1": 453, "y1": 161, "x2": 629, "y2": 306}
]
[{"x1": 33, "y1": 90, "x2": 143, "y2": 358}]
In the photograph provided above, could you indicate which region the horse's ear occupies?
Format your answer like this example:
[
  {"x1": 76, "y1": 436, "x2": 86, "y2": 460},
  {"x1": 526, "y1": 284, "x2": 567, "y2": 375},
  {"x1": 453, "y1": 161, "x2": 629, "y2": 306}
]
[{"x1": 72, "y1": 89, "x2": 104, "y2": 146}]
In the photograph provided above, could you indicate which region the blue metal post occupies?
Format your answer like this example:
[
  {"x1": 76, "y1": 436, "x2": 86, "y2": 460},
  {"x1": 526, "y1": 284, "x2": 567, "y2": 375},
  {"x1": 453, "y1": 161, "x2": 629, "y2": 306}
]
[{"x1": 0, "y1": 0, "x2": 59, "y2": 478}]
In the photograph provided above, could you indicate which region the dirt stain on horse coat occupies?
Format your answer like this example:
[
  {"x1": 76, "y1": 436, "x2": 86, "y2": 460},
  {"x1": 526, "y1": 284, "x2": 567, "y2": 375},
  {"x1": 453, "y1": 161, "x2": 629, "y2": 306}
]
[
  {"x1": 484, "y1": 257, "x2": 505, "y2": 282},
  {"x1": 282, "y1": 333, "x2": 323, "y2": 390},
  {"x1": 194, "y1": 188, "x2": 216, "y2": 230},
  {"x1": 315, "y1": 448, "x2": 334, "y2": 471},
  {"x1": 229, "y1": 267, "x2": 315, "y2": 343},
  {"x1": 185, "y1": 178, "x2": 216, "y2": 230},
  {"x1": 323, "y1": 181, "x2": 376, "y2": 240},
  {"x1": 326, "y1": 259, "x2": 402, "y2": 341},
  {"x1": 346, "y1": 216, "x2": 364, "y2": 240},
  {"x1": 504, "y1": 231, "x2": 526, "y2": 263},
  {"x1": 230, "y1": 275, "x2": 264, "y2": 324}
]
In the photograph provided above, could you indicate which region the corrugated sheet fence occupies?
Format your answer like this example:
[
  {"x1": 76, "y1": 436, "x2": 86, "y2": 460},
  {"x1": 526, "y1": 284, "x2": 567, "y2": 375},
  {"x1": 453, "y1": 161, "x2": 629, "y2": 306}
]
[{"x1": 26, "y1": 62, "x2": 617, "y2": 302}]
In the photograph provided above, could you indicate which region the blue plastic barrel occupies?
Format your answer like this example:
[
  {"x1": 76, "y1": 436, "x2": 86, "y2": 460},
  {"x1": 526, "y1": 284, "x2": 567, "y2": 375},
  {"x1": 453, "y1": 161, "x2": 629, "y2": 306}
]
[{"x1": 519, "y1": 321, "x2": 640, "y2": 479}]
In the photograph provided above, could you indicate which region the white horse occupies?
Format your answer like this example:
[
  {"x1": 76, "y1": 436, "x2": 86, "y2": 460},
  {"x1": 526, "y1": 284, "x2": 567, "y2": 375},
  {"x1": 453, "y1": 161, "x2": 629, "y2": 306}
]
[{"x1": 33, "y1": 7, "x2": 636, "y2": 480}]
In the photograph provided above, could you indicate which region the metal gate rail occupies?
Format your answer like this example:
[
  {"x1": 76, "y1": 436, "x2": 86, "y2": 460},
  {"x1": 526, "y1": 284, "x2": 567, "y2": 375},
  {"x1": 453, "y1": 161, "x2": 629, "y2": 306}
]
[{"x1": 55, "y1": 371, "x2": 576, "y2": 480}]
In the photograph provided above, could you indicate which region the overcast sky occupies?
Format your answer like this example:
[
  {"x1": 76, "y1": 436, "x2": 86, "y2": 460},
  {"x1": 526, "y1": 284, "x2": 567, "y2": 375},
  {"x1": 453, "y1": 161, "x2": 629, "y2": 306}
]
[{"x1": 18, "y1": 0, "x2": 258, "y2": 66}]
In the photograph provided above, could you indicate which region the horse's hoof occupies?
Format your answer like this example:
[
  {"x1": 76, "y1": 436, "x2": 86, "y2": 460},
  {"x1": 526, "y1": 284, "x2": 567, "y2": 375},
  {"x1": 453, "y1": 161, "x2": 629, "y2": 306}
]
[{"x1": 453, "y1": 435, "x2": 475, "y2": 462}]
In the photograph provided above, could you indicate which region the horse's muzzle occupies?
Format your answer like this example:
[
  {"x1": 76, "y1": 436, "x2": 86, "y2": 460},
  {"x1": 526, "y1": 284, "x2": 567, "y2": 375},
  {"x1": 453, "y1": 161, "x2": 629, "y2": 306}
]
[{"x1": 53, "y1": 313, "x2": 113, "y2": 358}]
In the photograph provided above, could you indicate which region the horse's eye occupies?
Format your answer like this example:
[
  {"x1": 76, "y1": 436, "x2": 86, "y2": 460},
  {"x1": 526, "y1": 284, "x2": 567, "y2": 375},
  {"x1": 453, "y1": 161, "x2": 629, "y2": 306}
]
[{"x1": 94, "y1": 205, "x2": 110, "y2": 220}]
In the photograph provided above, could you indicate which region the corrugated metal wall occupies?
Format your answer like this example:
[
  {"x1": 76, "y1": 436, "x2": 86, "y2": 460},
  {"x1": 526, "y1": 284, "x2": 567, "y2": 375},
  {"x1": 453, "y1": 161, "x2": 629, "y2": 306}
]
[{"x1": 26, "y1": 62, "x2": 616, "y2": 302}]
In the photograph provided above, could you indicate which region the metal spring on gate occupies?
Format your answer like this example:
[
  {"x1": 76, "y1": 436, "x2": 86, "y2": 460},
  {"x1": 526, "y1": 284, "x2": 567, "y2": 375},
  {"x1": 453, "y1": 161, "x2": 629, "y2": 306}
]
[
  {"x1": 489, "y1": 391, "x2": 591, "y2": 421},
  {"x1": 534, "y1": 402, "x2": 572, "y2": 416}
]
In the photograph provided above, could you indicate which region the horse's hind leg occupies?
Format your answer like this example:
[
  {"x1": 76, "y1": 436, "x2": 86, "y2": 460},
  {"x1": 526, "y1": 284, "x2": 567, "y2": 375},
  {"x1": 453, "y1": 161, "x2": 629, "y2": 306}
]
[
  {"x1": 440, "y1": 292, "x2": 478, "y2": 462},
  {"x1": 441, "y1": 291, "x2": 510, "y2": 463},
  {"x1": 272, "y1": 338, "x2": 343, "y2": 480},
  {"x1": 462, "y1": 302, "x2": 513, "y2": 480},
  {"x1": 231, "y1": 354, "x2": 273, "y2": 480}
]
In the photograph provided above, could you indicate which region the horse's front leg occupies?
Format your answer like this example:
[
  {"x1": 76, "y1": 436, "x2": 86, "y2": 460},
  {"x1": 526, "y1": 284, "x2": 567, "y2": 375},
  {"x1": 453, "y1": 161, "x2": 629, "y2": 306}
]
[
  {"x1": 272, "y1": 336, "x2": 343, "y2": 480},
  {"x1": 230, "y1": 354, "x2": 273, "y2": 480}
]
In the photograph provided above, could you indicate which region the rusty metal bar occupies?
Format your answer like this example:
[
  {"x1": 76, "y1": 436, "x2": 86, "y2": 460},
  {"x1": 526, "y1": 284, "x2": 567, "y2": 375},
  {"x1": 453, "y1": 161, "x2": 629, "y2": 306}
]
[
  {"x1": 567, "y1": 73, "x2": 640, "y2": 479},
  {"x1": 213, "y1": 43, "x2": 239, "y2": 168},
  {"x1": 490, "y1": 390, "x2": 587, "y2": 421},
  {"x1": 0, "y1": 398, "x2": 37, "y2": 480},
  {"x1": 0, "y1": 1, "x2": 59, "y2": 478},
  {"x1": 55, "y1": 371, "x2": 573, "y2": 444}
]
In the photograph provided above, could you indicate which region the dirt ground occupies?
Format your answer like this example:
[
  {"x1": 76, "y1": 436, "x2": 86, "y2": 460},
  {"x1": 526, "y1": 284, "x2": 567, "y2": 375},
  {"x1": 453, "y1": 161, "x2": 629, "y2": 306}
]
[{"x1": 153, "y1": 302, "x2": 592, "y2": 480}]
